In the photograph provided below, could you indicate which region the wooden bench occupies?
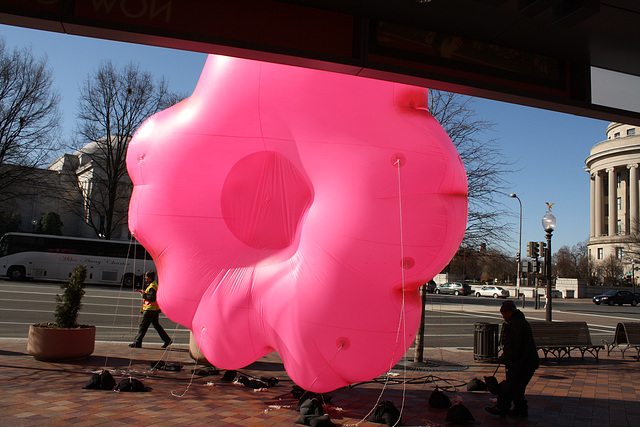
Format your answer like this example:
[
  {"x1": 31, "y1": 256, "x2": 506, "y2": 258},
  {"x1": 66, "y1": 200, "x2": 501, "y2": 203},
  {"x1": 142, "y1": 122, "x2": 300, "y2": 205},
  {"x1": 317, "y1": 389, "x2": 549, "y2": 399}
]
[
  {"x1": 528, "y1": 321, "x2": 604, "y2": 361},
  {"x1": 603, "y1": 322, "x2": 640, "y2": 360}
]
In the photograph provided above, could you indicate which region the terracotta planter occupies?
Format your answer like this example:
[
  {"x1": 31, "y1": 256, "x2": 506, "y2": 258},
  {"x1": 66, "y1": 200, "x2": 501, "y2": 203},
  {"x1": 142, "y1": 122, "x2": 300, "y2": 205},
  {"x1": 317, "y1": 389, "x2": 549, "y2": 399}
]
[{"x1": 27, "y1": 324, "x2": 96, "y2": 361}]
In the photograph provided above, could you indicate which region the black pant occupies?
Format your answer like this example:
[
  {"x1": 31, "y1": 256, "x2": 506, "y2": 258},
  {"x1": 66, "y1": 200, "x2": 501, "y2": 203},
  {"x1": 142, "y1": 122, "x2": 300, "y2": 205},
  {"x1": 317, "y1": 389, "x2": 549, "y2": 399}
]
[
  {"x1": 134, "y1": 310, "x2": 171, "y2": 345},
  {"x1": 497, "y1": 367, "x2": 536, "y2": 411}
]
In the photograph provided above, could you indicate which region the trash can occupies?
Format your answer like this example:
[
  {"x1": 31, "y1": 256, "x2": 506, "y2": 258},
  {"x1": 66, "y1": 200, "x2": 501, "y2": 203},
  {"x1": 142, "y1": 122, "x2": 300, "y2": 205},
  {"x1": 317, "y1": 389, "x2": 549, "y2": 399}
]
[{"x1": 473, "y1": 322, "x2": 499, "y2": 363}]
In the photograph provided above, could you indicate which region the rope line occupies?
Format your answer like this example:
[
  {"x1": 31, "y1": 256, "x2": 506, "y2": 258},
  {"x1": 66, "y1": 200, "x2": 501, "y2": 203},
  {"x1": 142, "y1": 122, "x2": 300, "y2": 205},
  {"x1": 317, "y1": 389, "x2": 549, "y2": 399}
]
[
  {"x1": 394, "y1": 157, "x2": 407, "y2": 427},
  {"x1": 351, "y1": 157, "x2": 408, "y2": 427},
  {"x1": 170, "y1": 327, "x2": 205, "y2": 397},
  {"x1": 103, "y1": 237, "x2": 141, "y2": 371},
  {"x1": 305, "y1": 343, "x2": 345, "y2": 393}
]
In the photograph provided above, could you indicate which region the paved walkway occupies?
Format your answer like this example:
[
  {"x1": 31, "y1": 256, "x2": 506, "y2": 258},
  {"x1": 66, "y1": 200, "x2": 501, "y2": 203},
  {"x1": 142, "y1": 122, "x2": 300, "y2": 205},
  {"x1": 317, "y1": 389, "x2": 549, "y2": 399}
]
[{"x1": 1, "y1": 337, "x2": 640, "y2": 426}]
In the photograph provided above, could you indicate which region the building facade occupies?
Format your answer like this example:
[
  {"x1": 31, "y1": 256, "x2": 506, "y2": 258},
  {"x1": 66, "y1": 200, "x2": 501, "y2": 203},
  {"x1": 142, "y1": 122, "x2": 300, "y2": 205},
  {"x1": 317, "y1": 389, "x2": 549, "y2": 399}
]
[
  {"x1": 0, "y1": 140, "x2": 131, "y2": 241},
  {"x1": 585, "y1": 123, "x2": 640, "y2": 276}
]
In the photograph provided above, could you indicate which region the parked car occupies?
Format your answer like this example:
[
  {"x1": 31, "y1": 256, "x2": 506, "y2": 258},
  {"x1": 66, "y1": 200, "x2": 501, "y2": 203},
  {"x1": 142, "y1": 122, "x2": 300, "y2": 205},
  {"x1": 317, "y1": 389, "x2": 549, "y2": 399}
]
[
  {"x1": 435, "y1": 282, "x2": 473, "y2": 296},
  {"x1": 592, "y1": 290, "x2": 639, "y2": 306},
  {"x1": 475, "y1": 286, "x2": 510, "y2": 298}
]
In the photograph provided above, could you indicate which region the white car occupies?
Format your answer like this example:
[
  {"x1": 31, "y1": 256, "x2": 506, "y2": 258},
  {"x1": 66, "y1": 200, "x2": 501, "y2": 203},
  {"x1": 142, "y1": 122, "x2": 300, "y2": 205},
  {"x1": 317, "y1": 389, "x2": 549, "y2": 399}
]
[{"x1": 475, "y1": 286, "x2": 510, "y2": 298}]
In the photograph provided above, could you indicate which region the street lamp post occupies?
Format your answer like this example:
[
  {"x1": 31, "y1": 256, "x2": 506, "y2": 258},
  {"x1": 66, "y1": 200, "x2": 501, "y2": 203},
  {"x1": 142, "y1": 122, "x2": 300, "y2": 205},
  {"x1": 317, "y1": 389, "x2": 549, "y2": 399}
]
[
  {"x1": 632, "y1": 259, "x2": 636, "y2": 294},
  {"x1": 510, "y1": 194, "x2": 522, "y2": 297},
  {"x1": 542, "y1": 205, "x2": 556, "y2": 322}
]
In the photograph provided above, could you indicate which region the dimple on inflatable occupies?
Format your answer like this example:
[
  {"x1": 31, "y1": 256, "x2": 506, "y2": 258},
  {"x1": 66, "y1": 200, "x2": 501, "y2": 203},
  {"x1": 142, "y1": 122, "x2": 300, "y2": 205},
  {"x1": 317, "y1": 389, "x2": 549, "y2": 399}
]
[{"x1": 127, "y1": 54, "x2": 467, "y2": 392}]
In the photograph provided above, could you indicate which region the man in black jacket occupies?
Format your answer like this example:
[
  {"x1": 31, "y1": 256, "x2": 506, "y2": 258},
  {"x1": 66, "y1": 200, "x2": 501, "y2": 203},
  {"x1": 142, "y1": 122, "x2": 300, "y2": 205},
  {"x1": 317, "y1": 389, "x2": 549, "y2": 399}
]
[{"x1": 486, "y1": 300, "x2": 539, "y2": 417}]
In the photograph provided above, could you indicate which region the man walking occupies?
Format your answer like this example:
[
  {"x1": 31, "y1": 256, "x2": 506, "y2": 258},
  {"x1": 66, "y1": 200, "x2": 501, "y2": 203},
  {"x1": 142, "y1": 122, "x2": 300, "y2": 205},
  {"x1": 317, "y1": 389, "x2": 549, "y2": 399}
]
[
  {"x1": 129, "y1": 270, "x2": 172, "y2": 348},
  {"x1": 486, "y1": 300, "x2": 539, "y2": 417}
]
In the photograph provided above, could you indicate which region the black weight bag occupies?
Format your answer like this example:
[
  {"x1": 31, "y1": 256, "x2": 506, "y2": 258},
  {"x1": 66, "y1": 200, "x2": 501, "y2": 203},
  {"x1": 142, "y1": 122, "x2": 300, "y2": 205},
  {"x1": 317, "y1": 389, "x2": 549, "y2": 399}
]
[
  {"x1": 445, "y1": 402, "x2": 475, "y2": 424},
  {"x1": 83, "y1": 370, "x2": 116, "y2": 390},
  {"x1": 368, "y1": 400, "x2": 401, "y2": 426},
  {"x1": 115, "y1": 377, "x2": 149, "y2": 392},
  {"x1": 428, "y1": 387, "x2": 452, "y2": 409}
]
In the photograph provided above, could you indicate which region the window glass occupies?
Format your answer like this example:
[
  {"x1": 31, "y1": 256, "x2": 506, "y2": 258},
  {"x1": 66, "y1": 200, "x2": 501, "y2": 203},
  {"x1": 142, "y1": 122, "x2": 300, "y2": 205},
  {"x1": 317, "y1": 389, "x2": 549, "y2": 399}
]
[{"x1": 628, "y1": 128, "x2": 636, "y2": 136}]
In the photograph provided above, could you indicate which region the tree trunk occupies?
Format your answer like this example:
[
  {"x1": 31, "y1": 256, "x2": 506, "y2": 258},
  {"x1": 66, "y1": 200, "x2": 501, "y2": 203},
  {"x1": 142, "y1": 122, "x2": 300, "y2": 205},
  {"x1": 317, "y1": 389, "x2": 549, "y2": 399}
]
[{"x1": 413, "y1": 283, "x2": 427, "y2": 363}]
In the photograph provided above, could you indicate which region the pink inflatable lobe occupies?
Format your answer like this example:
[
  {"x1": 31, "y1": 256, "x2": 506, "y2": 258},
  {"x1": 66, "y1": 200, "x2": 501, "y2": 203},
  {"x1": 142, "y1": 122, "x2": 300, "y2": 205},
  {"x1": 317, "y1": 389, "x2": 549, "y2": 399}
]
[{"x1": 127, "y1": 54, "x2": 468, "y2": 392}]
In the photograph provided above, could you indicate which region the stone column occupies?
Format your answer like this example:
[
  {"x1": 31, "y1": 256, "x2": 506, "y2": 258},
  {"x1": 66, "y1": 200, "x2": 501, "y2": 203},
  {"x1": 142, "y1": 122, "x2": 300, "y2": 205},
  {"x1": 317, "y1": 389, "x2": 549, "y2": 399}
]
[
  {"x1": 590, "y1": 173, "x2": 596, "y2": 237},
  {"x1": 595, "y1": 171, "x2": 603, "y2": 237},
  {"x1": 608, "y1": 167, "x2": 616, "y2": 236},
  {"x1": 629, "y1": 164, "x2": 639, "y2": 234}
]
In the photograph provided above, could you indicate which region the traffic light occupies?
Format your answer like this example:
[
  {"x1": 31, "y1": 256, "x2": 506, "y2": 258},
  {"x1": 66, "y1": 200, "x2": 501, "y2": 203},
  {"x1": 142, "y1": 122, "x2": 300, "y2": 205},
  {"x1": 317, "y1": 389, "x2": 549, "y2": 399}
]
[
  {"x1": 516, "y1": 252, "x2": 521, "y2": 264},
  {"x1": 527, "y1": 241, "x2": 539, "y2": 258},
  {"x1": 539, "y1": 241, "x2": 547, "y2": 258}
]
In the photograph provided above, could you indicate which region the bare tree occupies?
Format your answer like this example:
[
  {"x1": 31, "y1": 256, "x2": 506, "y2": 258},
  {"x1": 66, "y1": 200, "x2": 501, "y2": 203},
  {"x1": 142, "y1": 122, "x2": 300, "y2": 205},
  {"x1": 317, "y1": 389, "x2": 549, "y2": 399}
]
[
  {"x1": 480, "y1": 248, "x2": 517, "y2": 284},
  {"x1": 596, "y1": 254, "x2": 623, "y2": 286},
  {"x1": 0, "y1": 38, "x2": 61, "y2": 201},
  {"x1": 444, "y1": 245, "x2": 514, "y2": 284},
  {"x1": 555, "y1": 245, "x2": 580, "y2": 278},
  {"x1": 574, "y1": 241, "x2": 593, "y2": 282},
  {"x1": 429, "y1": 90, "x2": 514, "y2": 248},
  {"x1": 555, "y1": 240, "x2": 591, "y2": 281},
  {"x1": 68, "y1": 61, "x2": 180, "y2": 239}
]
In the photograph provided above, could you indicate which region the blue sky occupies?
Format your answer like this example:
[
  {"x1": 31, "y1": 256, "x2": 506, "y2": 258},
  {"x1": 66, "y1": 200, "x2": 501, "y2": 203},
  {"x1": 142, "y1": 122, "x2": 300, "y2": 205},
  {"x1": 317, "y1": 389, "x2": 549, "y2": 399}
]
[{"x1": 1, "y1": 23, "x2": 610, "y2": 255}]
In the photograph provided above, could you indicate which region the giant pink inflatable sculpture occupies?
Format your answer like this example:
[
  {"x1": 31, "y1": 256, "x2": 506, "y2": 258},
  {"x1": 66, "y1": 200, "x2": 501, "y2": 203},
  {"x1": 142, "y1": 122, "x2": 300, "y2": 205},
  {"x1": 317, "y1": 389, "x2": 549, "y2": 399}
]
[{"x1": 127, "y1": 54, "x2": 467, "y2": 392}]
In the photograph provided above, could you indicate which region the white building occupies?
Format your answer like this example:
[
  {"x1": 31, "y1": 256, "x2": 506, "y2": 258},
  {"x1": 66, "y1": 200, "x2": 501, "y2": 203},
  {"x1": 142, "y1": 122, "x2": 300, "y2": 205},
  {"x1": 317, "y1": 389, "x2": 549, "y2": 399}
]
[
  {"x1": 585, "y1": 123, "x2": 640, "y2": 275},
  {"x1": 0, "y1": 140, "x2": 131, "y2": 241}
]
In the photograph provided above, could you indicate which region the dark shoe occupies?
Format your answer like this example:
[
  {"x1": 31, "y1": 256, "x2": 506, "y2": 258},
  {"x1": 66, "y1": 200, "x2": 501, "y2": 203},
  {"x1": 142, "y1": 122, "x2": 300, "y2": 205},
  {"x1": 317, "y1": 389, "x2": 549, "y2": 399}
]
[
  {"x1": 485, "y1": 405, "x2": 507, "y2": 417},
  {"x1": 162, "y1": 340, "x2": 173, "y2": 348},
  {"x1": 129, "y1": 343, "x2": 142, "y2": 348}
]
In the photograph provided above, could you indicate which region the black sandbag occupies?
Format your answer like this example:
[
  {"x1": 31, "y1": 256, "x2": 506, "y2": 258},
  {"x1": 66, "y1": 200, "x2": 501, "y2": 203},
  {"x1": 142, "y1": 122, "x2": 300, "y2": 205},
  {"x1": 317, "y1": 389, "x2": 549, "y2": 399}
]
[
  {"x1": 293, "y1": 386, "x2": 333, "y2": 410},
  {"x1": 428, "y1": 387, "x2": 452, "y2": 409},
  {"x1": 260, "y1": 376, "x2": 279, "y2": 387},
  {"x1": 466, "y1": 377, "x2": 487, "y2": 391},
  {"x1": 221, "y1": 370, "x2": 237, "y2": 382},
  {"x1": 192, "y1": 366, "x2": 219, "y2": 376},
  {"x1": 368, "y1": 400, "x2": 401, "y2": 426},
  {"x1": 115, "y1": 377, "x2": 149, "y2": 392},
  {"x1": 445, "y1": 403, "x2": 475, "y2": 424},
  {"x1": 83, "y1": 370, "x2": 116, "y2": 390},
  {"x1": 150, "y1": 360, "x2": 182, "y2": 371},
  {"x1": 296, "y1": 398, "x2": 324, "y2": 425}
]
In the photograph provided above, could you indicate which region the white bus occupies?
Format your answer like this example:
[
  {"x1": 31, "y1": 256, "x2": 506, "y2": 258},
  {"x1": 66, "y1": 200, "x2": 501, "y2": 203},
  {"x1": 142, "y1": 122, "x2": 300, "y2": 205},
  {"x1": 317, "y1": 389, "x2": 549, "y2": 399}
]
[{"x1": 0, "y1": 232, "x2": 155, "y2": 286}]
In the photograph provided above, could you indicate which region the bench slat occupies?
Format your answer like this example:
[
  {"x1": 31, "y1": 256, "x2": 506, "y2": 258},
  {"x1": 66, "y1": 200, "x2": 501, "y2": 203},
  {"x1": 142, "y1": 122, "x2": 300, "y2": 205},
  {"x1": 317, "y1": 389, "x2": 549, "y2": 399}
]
[{"x1": 526, "y1": 321, "x2": 602, "y2": 361}]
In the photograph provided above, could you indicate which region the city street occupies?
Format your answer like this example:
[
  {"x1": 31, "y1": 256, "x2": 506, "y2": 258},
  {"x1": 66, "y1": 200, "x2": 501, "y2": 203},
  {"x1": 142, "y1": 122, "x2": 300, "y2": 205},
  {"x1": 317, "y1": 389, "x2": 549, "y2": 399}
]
[
  {"x1": 0, "y1": 279, "x2": 190, "y2": 345},
  {"x1": 3, "y1": 279, "x2": 640, "y2": 426},
  {"x1": 2, "y1": 279, "x2": 640, "y2": 348}
]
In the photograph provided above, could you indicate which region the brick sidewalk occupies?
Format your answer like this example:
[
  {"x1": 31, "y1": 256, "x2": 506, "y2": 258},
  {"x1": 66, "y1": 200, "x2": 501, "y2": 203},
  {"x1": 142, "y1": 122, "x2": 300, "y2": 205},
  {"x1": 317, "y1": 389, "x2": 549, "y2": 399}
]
[{"x1": 1, "y1": 338, "x2": 640, "y2": 426}]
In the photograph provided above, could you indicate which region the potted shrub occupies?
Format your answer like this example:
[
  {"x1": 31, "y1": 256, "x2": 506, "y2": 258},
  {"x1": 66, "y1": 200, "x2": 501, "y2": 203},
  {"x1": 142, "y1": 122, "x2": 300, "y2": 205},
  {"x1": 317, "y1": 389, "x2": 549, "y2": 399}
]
[{"x1": 27, "y1": 265, "x2": 96, "y2": 361}]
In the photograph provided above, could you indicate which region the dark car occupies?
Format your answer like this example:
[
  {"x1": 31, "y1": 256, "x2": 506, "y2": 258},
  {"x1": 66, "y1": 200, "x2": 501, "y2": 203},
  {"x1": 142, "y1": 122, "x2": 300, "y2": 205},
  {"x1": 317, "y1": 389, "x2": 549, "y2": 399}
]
[
  {"x1": 435, "y1": 282, "x2": 473, "y2": 296},
  {"x1": 592, "y1": 290, "x2": 639, "y2": 306}
]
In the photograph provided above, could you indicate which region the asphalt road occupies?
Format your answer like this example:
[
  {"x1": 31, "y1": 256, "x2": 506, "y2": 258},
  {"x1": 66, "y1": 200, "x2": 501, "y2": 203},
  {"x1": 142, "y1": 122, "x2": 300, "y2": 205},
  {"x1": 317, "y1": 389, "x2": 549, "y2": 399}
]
[
  {"x1": 2, "y1": 280, "x2": 640, "y2": 349},
  {"x1": 0, "y1": 279, "x2": 191, "y2": 346}
]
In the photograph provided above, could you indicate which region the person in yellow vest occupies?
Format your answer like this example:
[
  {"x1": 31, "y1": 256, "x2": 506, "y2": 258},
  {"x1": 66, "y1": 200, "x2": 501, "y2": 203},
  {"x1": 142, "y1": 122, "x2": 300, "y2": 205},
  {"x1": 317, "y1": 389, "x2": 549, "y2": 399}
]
[{"x1": 129, "y1": 270, "x2": 172, "y2": 348}]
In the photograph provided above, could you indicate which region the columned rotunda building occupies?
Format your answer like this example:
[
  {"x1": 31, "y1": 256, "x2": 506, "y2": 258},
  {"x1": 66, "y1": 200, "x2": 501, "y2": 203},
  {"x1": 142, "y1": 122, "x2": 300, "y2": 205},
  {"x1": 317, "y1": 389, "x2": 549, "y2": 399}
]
[{"x1": 585, "y1": 123, "x2": 640, "y2": 269}]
